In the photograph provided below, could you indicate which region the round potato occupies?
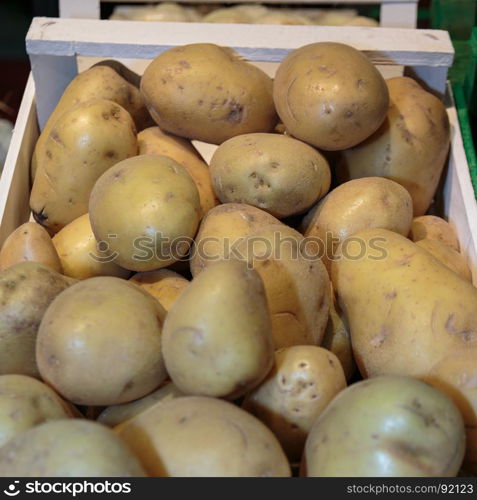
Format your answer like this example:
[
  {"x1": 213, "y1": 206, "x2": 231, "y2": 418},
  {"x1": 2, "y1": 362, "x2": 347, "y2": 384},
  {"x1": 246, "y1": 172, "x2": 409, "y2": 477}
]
[
  {"x1": 416, "y1": 239, "x2": 471, "y2": 282},
  {"x1": 98, "y1": 382, "x2": 184, "y2": 427},
  {"x1": 410, "y1": 215, "x2": 460, "y2": 252},
  {"x1": 0, "y1": 375, "x2": 75, "y2": 448},
  {"x1": 0, "y1": 419, "x2": 146, "y2": 477},
  {"x1": 30, "y1": 99, "x2": 138, "y2": 233},
  {"x1": 89, "y1": 155, "x2": 201, "y2": 272},
  {"x1": 0, "y1": 222, "x2": 62, "y2": 272},
  {"x1": 36, "y1": 276, "x2": 167, "y2": 406},
  {"x1": 273, "y1": 42, "x2": 389, "y2": 150},
  {"x1": 129, "y1": 269, "x2": 188, "y2": 311},
  {"x1": 331, "y1": 228, "x2": 477, "y2": 379},
  {"x1": 337, "y1": 77, "x2": 450, "y2": 216},
  {"x1": 209, "y1": 133, "x2": 331, "y2": 218},
  {"x1": 138, "y1": 126, "x2": 218, "y2": 215},
  {"x1": 52, "y1": 214, "x2": 130, "y2": 280},
  {"x1": 0, "y1": 262, "x2": 75, "y2": 378},
  {"x1": 235, "y1": 224, "x2": 330, "y2": 349},
  {"x1": 162, "y1": 260, "x2": 274, "y2": 398},
  {"x1": 140, "y1": 43, "x2": 277, "y2": 144},
  {"x1": 321, "y1": 284, "x2": 356, "y2": 381},
  {"x1": 426, "y1": 352, "x2": 477, "y2": 473},
  {"x1": 302, "y1": 177, "x2": 413, "y2": 269},
  {"x1": 243, "y1": 346, "x2": 346, "y2": 461},
  {"x1": 116, "y1": 396, "x2": 290, "y2": 476},
  {"x1": 190, "y1": 203, "x2": 281, "y2": 276},
  {"x1": 303, "y1": 376, "x2": 465, "y2": 477}
]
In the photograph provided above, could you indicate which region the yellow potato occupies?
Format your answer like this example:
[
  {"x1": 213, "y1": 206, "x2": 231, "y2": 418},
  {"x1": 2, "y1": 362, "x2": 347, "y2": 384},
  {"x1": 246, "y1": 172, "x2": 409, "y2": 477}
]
[
  {"x1": 52, "y1": 214, "x2": 130, "y2": 280},
  {"x1": 190, "y1": 203, "x2": 282, "y2": 276},
  {"x1": 426, "y1": 352, "x2": 477, "y2": 473},
  {"x1": 321, "y1": 284, "x2": 356, "y2": 381},
  {"x1": 140, "y1": 43, "x2": 277, "y2": 144},
  {"x1": 416, "y1": 239, "x2": 472, "y2": 282},
  {"x1": 303, "y1": 376, "x2": 465, "y2": 477},
  {"x1": 0, "y1": 419, "x2": 146, "y2": 477},
  {"x1": 36, "y1": 276, "x2": 167, "y2": 406},
  {"x1": 129, "y1": 269, "x2": 188, "y2": 311},
  {"x1": 89, "y1": 155, "x2": 201, "y2": 271},
  {"x1": 0, "y1": 374, "x2": 75, "y2": 448},
  {"x1": 138, "y1": 126, "x2": 218, "y2": 215},
  {"x1": 116, "y1": 396, "x2": 291, "y2": 476},
  {"x1": 30, "y1": 99, "x2": 137, "y2": 233},
  {"x1": 209, "y1": 133, "x2": 331, "y2": 218},
  {"x1": 273, "y1": 42, "x2": 389, "y2": 150},
  {"x1": 98, "y1": 382, "x2": 184, "y2": 427},
  {"x1": 162, "y1": 260, "x2": 274, "y2": 398},
  {"x1": 303, "y1": 177, "x2": 413, "y2": 270},
  {"x1": 0, "y1": 262, "x2": 75, "y2": 378},
  {"x1": 235, "y1": 224, "x2": 330, "y2": 349},
  {"x1": 337, "y1": 77, "x2": 450, "y2": 216},
  {"x1": 331, "y1": 228, "x2": 477, "y2": 378},
  {"x1": 0, "y1": 222, "x2": 62, "y2": 272},
  {"x1": 243, "y1": 346, "x2": 346, "y2": 461},
  {"x1": 410, "y1": 215, "x2": 460, "y2": 252}
]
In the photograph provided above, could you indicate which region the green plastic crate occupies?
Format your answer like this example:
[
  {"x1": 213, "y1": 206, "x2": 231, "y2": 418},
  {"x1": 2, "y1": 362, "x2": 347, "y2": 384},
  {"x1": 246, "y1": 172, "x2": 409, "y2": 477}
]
[{"x1": 431, "y1": 0, "x2": 477, "y2": 40}]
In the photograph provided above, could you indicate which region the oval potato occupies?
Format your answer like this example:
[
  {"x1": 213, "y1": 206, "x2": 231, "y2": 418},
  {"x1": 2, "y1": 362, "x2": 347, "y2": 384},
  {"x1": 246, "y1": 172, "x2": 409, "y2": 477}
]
[
  {"x1": 410, "y1": 215, "x2": 460, "y2": 252},
  {"x1": 273, "y1": 42, "x2": 389, "y2": 150},
  {"x1": 210, "y1": 133, "x2": 331, "y2": 218},
  {"x1": 116, "y1": 396, "x2": 291, "y2": 477},
  {"x1": 243, "y1": 346, "x2": 346, "y2": 461}
]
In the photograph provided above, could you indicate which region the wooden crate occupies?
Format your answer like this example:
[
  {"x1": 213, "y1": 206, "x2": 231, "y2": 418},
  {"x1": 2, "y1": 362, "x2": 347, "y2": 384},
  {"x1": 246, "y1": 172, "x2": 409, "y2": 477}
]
[
  {"x1": 58, "y1": 0, "x2": 418, "y2": 28},
  {"x1": 1, "y1": 17, "x2": 476, "y2": 284}
]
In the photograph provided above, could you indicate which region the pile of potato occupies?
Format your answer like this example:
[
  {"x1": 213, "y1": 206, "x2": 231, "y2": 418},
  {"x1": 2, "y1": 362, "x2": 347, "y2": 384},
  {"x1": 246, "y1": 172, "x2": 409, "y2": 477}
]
[
  {"x1": 0, "y1": 40, "x2": 475, "y2": 478},
  {"x1": 109, "y1": 2, "x2": 379, "y2": 27}
]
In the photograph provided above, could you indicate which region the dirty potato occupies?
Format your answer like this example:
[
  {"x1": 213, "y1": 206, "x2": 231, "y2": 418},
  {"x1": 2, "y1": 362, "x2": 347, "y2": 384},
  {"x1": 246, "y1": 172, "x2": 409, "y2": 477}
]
[{"x1": 140, "y1": 43, "x2": 278, "y2": 144}]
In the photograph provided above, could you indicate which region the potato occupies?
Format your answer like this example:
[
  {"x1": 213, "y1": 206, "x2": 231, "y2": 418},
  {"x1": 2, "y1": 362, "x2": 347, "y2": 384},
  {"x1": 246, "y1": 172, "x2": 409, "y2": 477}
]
[
  {"x1": 190, "y1": 203, "x2": 281, "y2": 276},
  {"x1": 31, "y1": 63, "x2": 152, "y2": 179},
  {"x1": 140, "y1": 43, "x2": 277, "y2": 144},
  {"x1": 0, "y1": 419, "x2": 146, "y2": 477},
  {"x1": 331, "y1": 228, "x2": 477, "y2": 378},
  {"x1": 209, "y1": 133, "x2": 331, "y2": 218},
  {"x1": 426, "y1": 352, "x2": 477, "y2": 473},
  {"x1": 162, "y1": 260, "x2": 273, "y2": 398},
  {"x1": 303, "y1": 376, "x2": 465, "y2": 477},
  {"x1": 302, "y1": 177, "x2": 413, "y2": 269},
  {"x1": 36, "y1": 276, "x2": 167, "y2": 406},
  {"x1": 243, "y1": 346, "x2": 346, "y2": 461},
  {"x1": 138, "y1": 126, "x2": 218, "y2": 215},
  {"x1": 116, "y1": 396, "x2": 290, "y2": 476},
  {"x1": 337, "y1": 77, "x2": 450, "y2": 216},
  {"x1": 52, "y1": 214, "x2": 130, "y2": 280},
  {"x1": 89, "y1": 155, "x2": 201, "y2": 272},
  {"x1": 273, "y1": 42, "x2": 389, "y2": 150},
  {"x1": 0, "y1": 222, "x2": 62, "y2": 272},
  {"x1": 416, "y1": 239, "x2": 472, "y2": 282},
  {"x1": 0, "y1": 262, "x2": 75, "y2": 378},
  {"x1": 129, "y1": 269, "x2": 188, "y2": 311},
  {"x1": 410, "y1": 215, "x2": 460, "y2": 252},
  {"x1": 30, "y1": 99, "x2": 137, "y2": 233},
  {"x1": 322, "y1": 284, "x2": 356, "y2": 381},
  {"x1": 235, "y1": 224, "x2": 330, "y2": 349},
  {"x1": 98, "y1": 382, "x2": 184, "y2": 427},
  {"x1": 0, "y1": 374, "x2": 75, "y2": 448}
]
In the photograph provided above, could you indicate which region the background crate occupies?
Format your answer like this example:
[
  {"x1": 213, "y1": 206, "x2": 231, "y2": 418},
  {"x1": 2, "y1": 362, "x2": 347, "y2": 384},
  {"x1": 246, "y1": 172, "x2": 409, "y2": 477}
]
[
  {"x1": 1, "y1": 18, "x2": 476, "y2": 285},
  {"x1": 58, "y1": 0, "x2": 418, "y2": 28}
]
